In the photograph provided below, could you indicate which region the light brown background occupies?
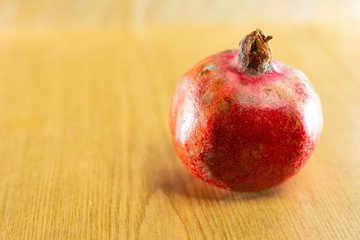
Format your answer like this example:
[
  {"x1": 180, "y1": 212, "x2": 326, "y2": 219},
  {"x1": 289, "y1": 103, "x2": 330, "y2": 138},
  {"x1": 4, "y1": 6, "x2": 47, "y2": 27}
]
[{"x1": 0, "y1": 0, "x2": 359, "y2": 239}]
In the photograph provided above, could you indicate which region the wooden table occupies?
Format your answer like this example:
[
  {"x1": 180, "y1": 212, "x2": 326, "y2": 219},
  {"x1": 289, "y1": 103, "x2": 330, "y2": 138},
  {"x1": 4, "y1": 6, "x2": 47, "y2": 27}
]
[{"x1": 0, "y1": 23, "x2": 359, "y2": 239}]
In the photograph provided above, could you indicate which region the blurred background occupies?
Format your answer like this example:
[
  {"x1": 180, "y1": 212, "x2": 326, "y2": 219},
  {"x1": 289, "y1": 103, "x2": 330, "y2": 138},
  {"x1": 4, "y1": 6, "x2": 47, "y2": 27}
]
[{"x1": 0, "y1": 0, "x2": 359, "y2": 28}]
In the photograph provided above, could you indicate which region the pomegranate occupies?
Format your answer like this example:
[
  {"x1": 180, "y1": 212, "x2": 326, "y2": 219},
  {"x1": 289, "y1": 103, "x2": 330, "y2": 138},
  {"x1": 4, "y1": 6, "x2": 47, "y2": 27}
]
[{"x1": 169, "y1": 29, "x2": 323, "y2": 192}]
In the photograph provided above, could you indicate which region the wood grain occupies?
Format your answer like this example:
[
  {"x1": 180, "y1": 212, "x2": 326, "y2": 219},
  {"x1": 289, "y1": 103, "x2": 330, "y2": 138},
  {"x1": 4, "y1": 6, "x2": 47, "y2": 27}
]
[{"x1": 0, "y1": 24, "x2": 359, "y2": 239}]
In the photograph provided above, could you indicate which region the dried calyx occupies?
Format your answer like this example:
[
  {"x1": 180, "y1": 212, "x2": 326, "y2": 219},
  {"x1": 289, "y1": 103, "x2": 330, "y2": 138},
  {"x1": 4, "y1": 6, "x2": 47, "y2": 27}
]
[{"x1": 235, "y1": 28, "x2": 274, "y2": 75}]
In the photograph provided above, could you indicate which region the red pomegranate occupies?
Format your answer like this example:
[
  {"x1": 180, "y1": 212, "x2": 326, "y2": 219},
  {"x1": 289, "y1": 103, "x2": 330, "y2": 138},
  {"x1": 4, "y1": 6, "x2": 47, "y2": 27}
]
[{"x1": 169, "y1": 29, "x2": 323, "y2": 192}]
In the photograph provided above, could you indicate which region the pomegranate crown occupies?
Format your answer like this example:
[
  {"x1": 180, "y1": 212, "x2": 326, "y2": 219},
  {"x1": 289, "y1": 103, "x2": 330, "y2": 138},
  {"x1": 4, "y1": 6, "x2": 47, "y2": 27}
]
[{"x1": 236, "y1": 28, "x2": 273, "y2": 75}]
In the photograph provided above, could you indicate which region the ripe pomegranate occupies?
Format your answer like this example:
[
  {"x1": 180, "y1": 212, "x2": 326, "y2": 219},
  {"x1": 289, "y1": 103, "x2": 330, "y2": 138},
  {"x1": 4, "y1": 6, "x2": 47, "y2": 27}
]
[{"x1": 169, "y1": 29, "x2": 323, "y2": 192}]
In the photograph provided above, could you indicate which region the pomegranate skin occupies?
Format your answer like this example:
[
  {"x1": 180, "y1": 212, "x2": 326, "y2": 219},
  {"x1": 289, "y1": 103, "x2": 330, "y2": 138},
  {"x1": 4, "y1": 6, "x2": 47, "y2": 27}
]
[{"x1": 169, "y1": 30, "x2": 323, "y2": 192}]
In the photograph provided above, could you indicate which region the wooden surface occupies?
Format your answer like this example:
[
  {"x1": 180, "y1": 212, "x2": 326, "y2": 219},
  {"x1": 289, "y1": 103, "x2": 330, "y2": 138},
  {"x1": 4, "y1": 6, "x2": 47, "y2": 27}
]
[{"x1": 0, "y1": 23, "x2": 360, "y2": 239}]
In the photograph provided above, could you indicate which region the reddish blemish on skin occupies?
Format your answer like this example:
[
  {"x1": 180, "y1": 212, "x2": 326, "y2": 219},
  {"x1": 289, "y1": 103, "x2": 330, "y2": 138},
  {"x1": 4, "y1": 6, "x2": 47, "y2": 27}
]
[{"x1": 170, "y1": 29, "x2": 323, "y2": 192}]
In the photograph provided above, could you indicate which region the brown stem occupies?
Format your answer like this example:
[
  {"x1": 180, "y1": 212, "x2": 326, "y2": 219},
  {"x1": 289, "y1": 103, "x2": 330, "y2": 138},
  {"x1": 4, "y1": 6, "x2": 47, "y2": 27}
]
[{"x1": 235, "y1": 29, "x2": 273, "y2": 75}]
